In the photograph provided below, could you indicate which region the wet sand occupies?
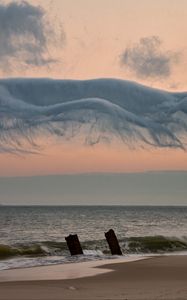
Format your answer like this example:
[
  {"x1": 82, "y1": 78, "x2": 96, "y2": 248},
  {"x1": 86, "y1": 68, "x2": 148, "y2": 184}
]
[{"x1": 0, "y1": 255, "x2": 187, "y2": 300}]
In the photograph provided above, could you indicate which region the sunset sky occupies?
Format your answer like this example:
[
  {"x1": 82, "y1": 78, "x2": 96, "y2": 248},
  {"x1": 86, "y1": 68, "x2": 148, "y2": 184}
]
[{"x1": 0, "y1": 0, "x2": 187, "y2": 177}]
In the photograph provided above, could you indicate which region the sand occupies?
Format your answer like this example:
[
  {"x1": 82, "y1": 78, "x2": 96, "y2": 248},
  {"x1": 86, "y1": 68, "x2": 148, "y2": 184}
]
[{"x1": 0, "y1": 255, "x2": 187, "y2": 300}]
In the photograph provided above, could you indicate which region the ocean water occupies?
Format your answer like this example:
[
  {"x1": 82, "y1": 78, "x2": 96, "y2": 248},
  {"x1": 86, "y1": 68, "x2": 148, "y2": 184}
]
[{"x1": 0, "y1": 205, "x2": 187, "y2": 270}]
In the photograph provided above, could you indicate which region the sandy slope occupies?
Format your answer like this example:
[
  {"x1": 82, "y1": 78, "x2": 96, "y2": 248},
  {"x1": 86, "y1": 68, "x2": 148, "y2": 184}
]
[{"x1": 0, "y1": 256, "x2": 187, "y2": 300}]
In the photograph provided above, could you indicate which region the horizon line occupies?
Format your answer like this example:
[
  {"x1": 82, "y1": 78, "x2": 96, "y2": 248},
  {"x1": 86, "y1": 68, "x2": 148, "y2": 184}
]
[{"x1": 1, "y1": 169, "x2": 187, "y2": 179}]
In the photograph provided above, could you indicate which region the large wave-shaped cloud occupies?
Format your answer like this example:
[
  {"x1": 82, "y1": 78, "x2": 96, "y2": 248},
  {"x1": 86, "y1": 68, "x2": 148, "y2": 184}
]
[{"x1": 0, "y1": 78, "x2": 187, "y2": 153}]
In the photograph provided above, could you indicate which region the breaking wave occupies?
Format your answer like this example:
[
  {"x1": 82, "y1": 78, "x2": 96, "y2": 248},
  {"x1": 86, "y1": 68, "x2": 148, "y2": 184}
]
[
  {"x1": 0, "y1": 78, "x2": 187, "y2": 153},
  {"x1": 1, "y1": 236, "x2": 187, "y2": 260}
]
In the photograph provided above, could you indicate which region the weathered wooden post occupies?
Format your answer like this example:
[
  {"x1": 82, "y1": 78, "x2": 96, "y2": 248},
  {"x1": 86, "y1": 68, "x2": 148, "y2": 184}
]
[
  {"x1": 105, "y1": 229, "x2": 122, "y2": 255},
  {"x1": 65, "y1": 234, "x2": 83, "y2": 256}
]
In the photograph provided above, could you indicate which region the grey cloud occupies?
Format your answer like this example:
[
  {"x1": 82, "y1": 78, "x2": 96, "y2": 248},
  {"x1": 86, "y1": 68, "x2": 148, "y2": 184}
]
[
  {"x1": 121, "y1": 36, "x2": 179, "y2": 79},
  {"x1": 0, "y1": 78, "x2": 187, "y2": 154},
  {"x1": 0, "y1": 1, "x2": 62, "y2": 70}
]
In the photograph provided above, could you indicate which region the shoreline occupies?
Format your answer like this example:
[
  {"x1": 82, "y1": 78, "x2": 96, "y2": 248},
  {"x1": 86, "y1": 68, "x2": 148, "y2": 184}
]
[
  {"x1": 0, "y1": 255, "x2": 187, "y2": 299},
  {"x1": 1, "y1": 249, "x2": 187, "y2": 273},
  {"x1": 0, "y1": 255, "x2": 149, "y2": 282}
]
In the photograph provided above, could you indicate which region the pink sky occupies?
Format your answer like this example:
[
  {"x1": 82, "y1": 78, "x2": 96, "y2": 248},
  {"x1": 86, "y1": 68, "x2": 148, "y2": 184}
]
[
  {"x1": 1, "y1": 142, "x2": 187, "y2": 177},
  {"x1": 0, "y1": 0, "x2": 187, "y2": 177},
  {"x1": 3, "y1": 0, "x2": 187, "y2": 90}
]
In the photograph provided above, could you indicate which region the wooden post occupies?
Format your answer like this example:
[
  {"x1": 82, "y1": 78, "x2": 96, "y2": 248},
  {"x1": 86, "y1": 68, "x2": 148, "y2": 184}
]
[
  {"x1": 65, "y1": 234, "x2": 83, "y2": 256},
  {"x1": 105, "y1": 229, "x2": 122, "y2": 255}
]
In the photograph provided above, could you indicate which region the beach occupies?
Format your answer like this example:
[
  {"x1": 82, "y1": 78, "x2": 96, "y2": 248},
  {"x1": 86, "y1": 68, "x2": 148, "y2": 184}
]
[{"x1": 0, "y1": 255, "x2": 187, "y2": 300}]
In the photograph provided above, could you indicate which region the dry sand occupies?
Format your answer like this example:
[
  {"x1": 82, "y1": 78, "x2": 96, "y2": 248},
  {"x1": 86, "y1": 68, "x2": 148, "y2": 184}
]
[{"x1": 0, "y1": 255, "x2": 187, "y2": 300}]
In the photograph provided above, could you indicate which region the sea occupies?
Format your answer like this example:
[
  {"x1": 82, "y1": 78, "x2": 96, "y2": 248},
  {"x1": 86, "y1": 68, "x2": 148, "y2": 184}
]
[{"x1": 0, "y1": 205, "x2": 187, "y2": 271}]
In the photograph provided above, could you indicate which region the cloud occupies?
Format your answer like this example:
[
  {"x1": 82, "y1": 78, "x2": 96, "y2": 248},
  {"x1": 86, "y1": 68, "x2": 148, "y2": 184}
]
[
  {"x1": 121, "y1": 36, "x2": 179, "y2": 79},
  {"x1": 0, "y1": 78, "x2": 187, "y2": 154},
  {"x1": 0, "y1": 1, "x2": 64, "y2": 71}
]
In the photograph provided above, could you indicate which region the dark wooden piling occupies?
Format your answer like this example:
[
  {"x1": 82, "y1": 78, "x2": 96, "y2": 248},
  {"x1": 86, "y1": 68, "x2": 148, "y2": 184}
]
[
  {"x1": 105, "y1": 229, "x2": 122, "y2": 255},
  {"x1": 65, "y1": 234, "x2": 83, "y2": 256}
]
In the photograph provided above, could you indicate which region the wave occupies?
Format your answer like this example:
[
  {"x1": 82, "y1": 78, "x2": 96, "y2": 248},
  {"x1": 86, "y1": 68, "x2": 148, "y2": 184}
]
[
  {"x1": 0, "y1": 78, "x2": 187, "y2": 153},
  {"x1": 1, "y1": 236, "x2": 187, "y2": 260},
  {"x1": 0, "y1": 244, "x2": 46, "y2": 259},
  {"x1": 122, "y1": 236, "x2": 187, "y2": 254}
]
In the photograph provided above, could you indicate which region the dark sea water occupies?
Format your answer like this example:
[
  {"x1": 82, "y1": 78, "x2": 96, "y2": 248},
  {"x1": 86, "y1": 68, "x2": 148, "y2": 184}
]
[{"x1": 0, "y1": 206, "x2": 187, "y2": 270}]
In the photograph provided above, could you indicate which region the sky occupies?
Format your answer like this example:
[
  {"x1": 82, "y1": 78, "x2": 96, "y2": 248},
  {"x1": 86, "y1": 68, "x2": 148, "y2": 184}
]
[
  {"x1": 1, "y1": 0, "x2": 187, "y2": 89},
  {"x1": 1, "y1": 172, "x2": 187, "y2": 205},
  {"x1": 0, "y1": 0, "x2": 187, "y2": 179}
]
